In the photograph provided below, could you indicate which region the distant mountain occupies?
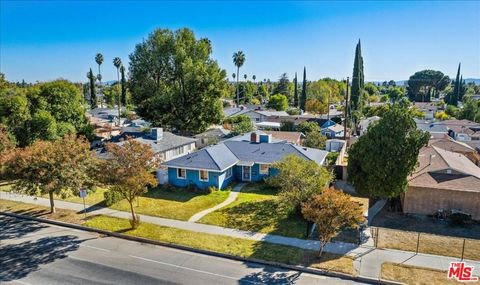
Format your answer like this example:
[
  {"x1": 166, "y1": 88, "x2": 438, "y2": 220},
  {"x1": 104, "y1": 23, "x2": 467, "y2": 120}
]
[{"x1": 464, "y1": 78, "x2": 480, "y2": 85}]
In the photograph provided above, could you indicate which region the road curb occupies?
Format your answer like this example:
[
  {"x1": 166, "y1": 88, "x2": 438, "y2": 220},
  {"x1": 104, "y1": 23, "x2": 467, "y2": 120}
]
[{"x1": 0, "y1": 211, "x2": 404, "y2": 285}]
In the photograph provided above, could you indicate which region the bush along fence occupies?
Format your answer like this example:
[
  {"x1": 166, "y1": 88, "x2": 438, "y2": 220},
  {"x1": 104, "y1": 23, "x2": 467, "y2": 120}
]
[{"x1": 370, "y1": 227, "x2": 480, "y2": 261}]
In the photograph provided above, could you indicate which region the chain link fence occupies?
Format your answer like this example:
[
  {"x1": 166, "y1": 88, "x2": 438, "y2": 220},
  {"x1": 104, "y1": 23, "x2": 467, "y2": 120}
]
[{"x1": 371, "y1": 227, "x2": 480, "y2": 261}]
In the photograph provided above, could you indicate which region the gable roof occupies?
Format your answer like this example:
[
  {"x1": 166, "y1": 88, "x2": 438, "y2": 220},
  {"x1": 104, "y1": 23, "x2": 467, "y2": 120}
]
[
  {"x1": 409, "y1": 145, "x2": 480, "y2": 192},
  {"x1": 116, "y1": 132, "x2": 197, "y2": 153},
  {"x1": 163, "y1": 143, "x2": 238, "y2": 171}
]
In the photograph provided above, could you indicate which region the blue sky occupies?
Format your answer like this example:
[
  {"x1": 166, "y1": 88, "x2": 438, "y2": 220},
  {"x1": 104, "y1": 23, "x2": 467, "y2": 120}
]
[{"x1": 1, "y1": 1, "x2": 479, "y2": 83}]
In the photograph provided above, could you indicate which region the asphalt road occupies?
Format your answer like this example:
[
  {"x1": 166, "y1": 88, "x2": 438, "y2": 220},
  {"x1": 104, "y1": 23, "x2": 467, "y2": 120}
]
[{"x1": 0, "y1": 215, "x2": 368, "y2": 285}]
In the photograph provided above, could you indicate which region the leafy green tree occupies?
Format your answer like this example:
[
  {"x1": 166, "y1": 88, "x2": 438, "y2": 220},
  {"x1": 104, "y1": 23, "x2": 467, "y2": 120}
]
[
  {"x1": 120, "y1": 65, "x2": 127, "y2": 106},
  {"x1": 305, "y1": 99, "x2": 327, "y2": 114},
  {"x1": 273, "y1": 73, "x2": 291, "y2": 99},
  {"x1": 102, "y1": 139, "x2": 158, "y2": 227},
  {"x1": 266, "y1": 154, "x2": 332, "y2": 211},
  {"x1": 304, "y1": 131, "x2": 327, "y2": 149},
  {"x1": 300, "y1": 67, "x2": 307, "y2": 110},
  {"x1": 129, "y1": 28, "x2": 226, "y2": 134},
  {"x1": 5, "y1": 135, "x2": 98, "y2": 213},
  {"x1": 351, "y1": 40, "x2": 364, "y2": 112},
  {"x1": 407, "y1": 70, "x2": 449, "y2": 102},
  {"x1": 0, "y1": 124, "x2": 15, "y2": 165},
  {"x1": 302, "y1": 188, "x2": 364, "y2": 257},
  {"x1": 297, "y1": 121, "x2": 320, "y2": 134},
  {"x1": 364, "y1": 82, "x2": 378, "y2": 96},
  {"x1": 266, "y1": 94, "x2": 288, "y2": 111},
  {"x1": 233, "y1": 51, "x2": 246, "y2": 105},
  {"x1": 459, "y1": 97, "x2": 480, "y2": 122},
  {"x1": 348, "y1": 105, "x2": 429, "y2": 198},
  {"x1": 286, "y1": 107, "x2": 300, "y2": 115},
  {"x1": 446, "y1": 63, "x2": 461, "y2": 106},
  {"x1": 224, "y1": 115, "x2": 253, "y2": 135},
  {"x1": 258, "y1": 84, "x2": 270, "y2": 102},
  {"x1": 87, "y1": 68, "x2": 96, "y2": 108},
  {"x1": 28, "y1": 110, "x2": 58, "y2": 143},
  {"x1": 293, "y1": 72, "x2": 298, "y2": 107},
  {"x1": 445, "y1": 104, "x2": 459, "y2": 118},
  {"x1": 280, "y1": 120, "x2": 295, "y2": 131},
  {"x1": 388, "y1": 87, "x2": 405, "y2": 103}
]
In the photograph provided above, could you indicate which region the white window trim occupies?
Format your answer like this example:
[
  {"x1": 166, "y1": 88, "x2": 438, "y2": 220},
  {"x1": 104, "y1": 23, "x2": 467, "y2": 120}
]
[
  {"x1": 259, "y1": 164, "x2": 269, "y2": 175},
  {"x1": 177, "y1": 168, "x2": 186, "y2": 179},
  {"x1": 242, "y1": 166, "x2": 251, "y2": 182},
  {"x1": 225, "y1": 167, "x2": 232, "y2": 179},
  {"x1": 199, "y1": 170, "x2": 209, "y2": 182}
]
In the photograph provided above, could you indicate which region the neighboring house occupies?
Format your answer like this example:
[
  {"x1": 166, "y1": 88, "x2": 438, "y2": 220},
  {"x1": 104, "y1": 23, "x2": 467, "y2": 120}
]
[
  {"x1": 325, "y1": 139, "x2": 347, "y2": 165},
  {"x1": 163, "y1": 132, "x2": 329, "y2": 189},
  {"x1": 403, "y1": 146, "x2": 480, "y2": 220},
  {"x1": 429, "y1": 135, "x2": 480, "y2": 166},
  {"x1": 193, "y1": 127, "x2": 231, "y2": 149},
  {"x1": 358, "y1": 116, "x2": 380, "y2": 136},
  {"x1": 116, "y1": 128, "x2": 197, "y2": 162},
  {"x1": 227, "y1": 131, "x2": 304, "y2": 145},
  {"x1": 263, "y1": 131, "x2": 305, "y2": 145},
  {"x1": 244, "y1": 109, "x2": 290, "y2": 123},
  {"x1": 413, "y1": 102, "x2": 443, "y2": 120},
  {"x1": 321, "y1": 123, "x2": 345, "y2": 138},
  {"x1": 442, "y1": 119, "x2": 480, "y2": 142},
  {"x1": 415, "y1": 118, "x2": 449, "y2": 138}
]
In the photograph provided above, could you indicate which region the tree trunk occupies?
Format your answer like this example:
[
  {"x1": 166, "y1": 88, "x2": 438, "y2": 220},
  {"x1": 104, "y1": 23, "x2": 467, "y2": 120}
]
[
  {"x1": 117, "y1": 70, "x2": 121, "y2": 127},
  {"x1": 49, "y1": 191, "x2": 56, "y2": 213},
  {"x1": 318, "y1": 243, "x2": 325, "y2": 258},
  {"x1": 129, "y1": 199, "x2": 136, "y2": 226},
  {"x1": 236, "y1": 67, "x2": 240, "y2": 106}
]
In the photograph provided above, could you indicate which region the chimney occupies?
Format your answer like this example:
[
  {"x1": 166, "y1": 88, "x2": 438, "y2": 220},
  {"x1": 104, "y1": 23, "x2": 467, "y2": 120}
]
[
  {"x1": 151, "y1": 128, "x2": 163, "y2": 141},
  {"x1": 250, "y1": 132, "x2": 258, "y2": 143},
  {"x1": 259, "y1": 134, "x2": 271, "y2": 143}
]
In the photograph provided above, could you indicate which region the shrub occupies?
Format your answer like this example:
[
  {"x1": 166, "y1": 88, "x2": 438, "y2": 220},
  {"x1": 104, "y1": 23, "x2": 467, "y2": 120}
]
[
  {"x1": 449, "y1": 212, "x2": 471, "y2": 226},
  {"x1": 104, "y1": 190, "x2": 124, "y2": 206},
  {"x1": 286, "y1": 107, "x2": 301, "y2": 115}
]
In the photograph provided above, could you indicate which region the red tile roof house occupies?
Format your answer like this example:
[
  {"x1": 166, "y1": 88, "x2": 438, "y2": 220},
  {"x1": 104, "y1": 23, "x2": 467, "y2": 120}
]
[{"x1": 402, "y1": 145, "x2": 480, "y2": 220}]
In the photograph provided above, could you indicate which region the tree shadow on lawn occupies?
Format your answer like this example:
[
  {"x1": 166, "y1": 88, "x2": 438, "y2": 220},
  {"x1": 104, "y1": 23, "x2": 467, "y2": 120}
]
[
  {"x1": 0, "y1": 235, "x2": 85, "y2": 282},
  {"x1": 221, "y1": 199, "x2": 309, "y2": 239}
]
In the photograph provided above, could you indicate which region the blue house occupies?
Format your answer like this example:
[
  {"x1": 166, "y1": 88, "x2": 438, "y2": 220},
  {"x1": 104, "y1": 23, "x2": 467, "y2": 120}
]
[{"x1": 163, "y1": 132, "x2": 329, "y2": 189}]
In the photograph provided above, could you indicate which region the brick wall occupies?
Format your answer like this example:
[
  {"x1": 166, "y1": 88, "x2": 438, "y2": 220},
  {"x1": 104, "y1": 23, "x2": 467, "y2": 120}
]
[{"x1": 403, "y1": 186, "x2": 480, "y2": 220}]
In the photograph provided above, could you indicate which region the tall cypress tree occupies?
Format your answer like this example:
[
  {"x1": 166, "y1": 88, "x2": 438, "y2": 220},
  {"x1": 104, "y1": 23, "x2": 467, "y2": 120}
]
[
  {"x1": 88, "y1": 68, "x2": 96, "y2": 109},
  {"x1": 120, "y1": 65, "x2": 127, "y2": 106},
  {"x1": 293, "y1": 72, "x2": 298, "y2": 107},
  {"x1": 300, "y1": 67, "x2": 307, "y2": 111},
  {"x1": 449, "y1": 63, "x2": 461, "y2": 106},
  {"x1": 351, "y1": 39, "x2": 364, "y2": 112},
  {"x1": 459, "y1": 75, "x2": 465, "y2": 102}
]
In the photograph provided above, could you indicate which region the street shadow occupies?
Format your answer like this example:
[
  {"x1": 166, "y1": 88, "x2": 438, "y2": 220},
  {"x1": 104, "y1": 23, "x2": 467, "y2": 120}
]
[
  {"x1": 80, "y1": 200, "x2": 107, "y2": 214},
  {"x1": 238, "y1": 263, "x2": 302, "y2": 285},
  {"x1": 0, "y1": 215, "x2": 48, "y2": 240},
  {"x1": 0, "y1": 235, "x2": 84, "y2": 282}
]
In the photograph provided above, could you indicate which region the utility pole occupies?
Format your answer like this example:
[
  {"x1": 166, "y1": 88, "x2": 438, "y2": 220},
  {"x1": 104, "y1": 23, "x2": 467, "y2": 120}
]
[
  {"x1": 327, "y1": 90, "x2": 331, "y2": 121},
  {"x1": 344, "y1": 77, "x2": 349, "y2": 141}
]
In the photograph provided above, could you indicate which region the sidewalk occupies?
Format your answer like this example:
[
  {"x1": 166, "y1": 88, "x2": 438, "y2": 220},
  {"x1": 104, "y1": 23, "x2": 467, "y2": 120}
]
[
  {"x1": 2, "y1": 191, "x2": 479, "y2": 280},
  {"x1": 0, "y1": 191, "x2": 365, "y2": 255}
]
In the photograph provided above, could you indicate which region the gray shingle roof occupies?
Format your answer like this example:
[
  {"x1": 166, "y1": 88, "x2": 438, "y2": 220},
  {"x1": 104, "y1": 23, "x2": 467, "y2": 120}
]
[
  {"x1": 163, "y1": 143, "x2": 238, "y2": 171},
  {"x1": 164, "y1": 136, "x2": 329, "y2": 171},
  {"x1": 117, "y1": 132, "x2": 197, "y2": 153}
]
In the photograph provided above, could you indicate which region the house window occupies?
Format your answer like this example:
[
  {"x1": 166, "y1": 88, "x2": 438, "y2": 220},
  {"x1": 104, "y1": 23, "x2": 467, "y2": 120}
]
[
  {"x1": 260, "y1": 164, "x2": 269, "y2": 175},
  {"x1": 225, "y1": 168, "x2": 232, "y2": 179},
  {"x1": 199, "y1": 170, "x2": 209, "y2": 181},
  {"x1": 177, "y1": 168, "x2": 186, "y2": 179}
]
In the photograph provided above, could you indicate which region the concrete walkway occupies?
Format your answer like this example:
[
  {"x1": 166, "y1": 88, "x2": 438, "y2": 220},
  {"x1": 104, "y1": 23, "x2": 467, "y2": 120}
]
[{"x1": 188, "y1": 183, "x2": 246, "y2": 222}]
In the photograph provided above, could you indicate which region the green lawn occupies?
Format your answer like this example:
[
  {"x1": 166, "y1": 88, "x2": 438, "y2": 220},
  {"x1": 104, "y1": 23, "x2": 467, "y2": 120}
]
[
  {"x1": 1, "y1": 182, "x2": 232, "y2": 221},
  {"x1": 199, "y1": 183, "x2": 309, "y2": 238},
  {"x1": 0, "y1": 198, "x2": 355, "y2": 276}
]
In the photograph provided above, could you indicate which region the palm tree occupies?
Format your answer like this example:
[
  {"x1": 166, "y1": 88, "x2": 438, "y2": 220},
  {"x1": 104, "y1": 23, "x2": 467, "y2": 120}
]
[
  {"x1": 232, "y1": 51, "x2": 246, "y2": 105},
  {"x1": 244, "y1": 74, "x2": 247, "y2": 81},
  {"x1": 113, "y1": 57, "x2": 122, "y2": 126},
  {"x1": 232, "y1": 73, "x2": 236, "y2": 81},
  {"x1": 95, "y1": 53, "x2": 104, "y2": 81},
  {"x1": 252, "y1": 75, "x2": 256, "y2": 82}
]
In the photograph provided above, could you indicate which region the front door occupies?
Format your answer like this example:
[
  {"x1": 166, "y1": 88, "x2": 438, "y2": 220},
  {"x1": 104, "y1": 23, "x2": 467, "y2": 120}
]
[{"x1": 242, "y1": 166, "x2": 251, "y2": 181}]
